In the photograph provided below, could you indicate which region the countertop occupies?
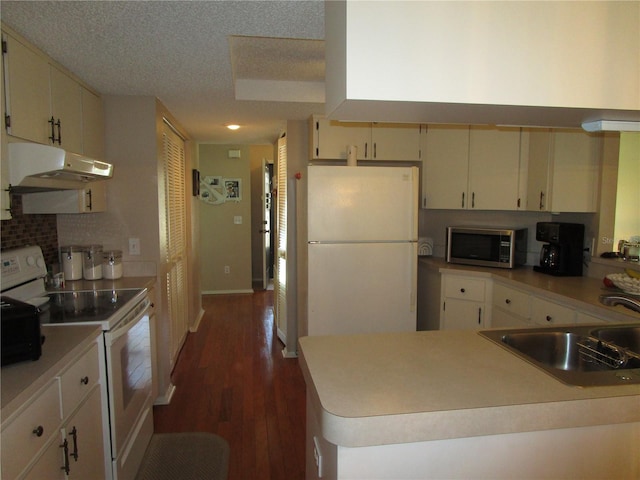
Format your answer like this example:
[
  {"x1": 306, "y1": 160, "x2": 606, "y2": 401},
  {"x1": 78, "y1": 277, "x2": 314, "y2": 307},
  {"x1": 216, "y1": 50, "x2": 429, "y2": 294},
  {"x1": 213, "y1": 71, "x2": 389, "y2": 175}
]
[
  {"x1": 1, "y1": 324, "x2": 102, "y2": 421},
  {"x1": 419, "y1": 257, "x2": 640, "y2": 323},
  {"x1": 299, "y1": 330, "x2": 640, "y2": 448}
]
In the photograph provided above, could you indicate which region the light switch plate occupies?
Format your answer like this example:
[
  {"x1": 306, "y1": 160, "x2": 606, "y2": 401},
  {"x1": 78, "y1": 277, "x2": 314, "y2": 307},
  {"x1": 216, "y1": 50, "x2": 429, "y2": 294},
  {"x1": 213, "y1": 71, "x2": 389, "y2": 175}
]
[
  {"x1": 129, "y1": 237, "x2": 141, "y2": 256},
  {"x1": 234, "y1": 215, "x2": 242, "y2": 225}
]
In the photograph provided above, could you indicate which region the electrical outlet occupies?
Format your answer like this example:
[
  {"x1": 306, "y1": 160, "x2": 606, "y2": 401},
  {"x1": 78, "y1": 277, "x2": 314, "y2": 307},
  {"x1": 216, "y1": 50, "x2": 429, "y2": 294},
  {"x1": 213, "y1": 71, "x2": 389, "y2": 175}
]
[
  {"x1": 129, "y1": 238, "x2": 141, "y2": 256},
  {"x1": 224, "y1": 265, "x2": 230, "y2": 274}
]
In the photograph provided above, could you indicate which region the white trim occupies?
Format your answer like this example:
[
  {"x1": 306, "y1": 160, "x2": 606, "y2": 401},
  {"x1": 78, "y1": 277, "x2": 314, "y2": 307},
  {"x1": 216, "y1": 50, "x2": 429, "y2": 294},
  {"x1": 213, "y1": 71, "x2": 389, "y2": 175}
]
[{"x1": 190, "y1": 307, "x2": 205, "y2": 333}]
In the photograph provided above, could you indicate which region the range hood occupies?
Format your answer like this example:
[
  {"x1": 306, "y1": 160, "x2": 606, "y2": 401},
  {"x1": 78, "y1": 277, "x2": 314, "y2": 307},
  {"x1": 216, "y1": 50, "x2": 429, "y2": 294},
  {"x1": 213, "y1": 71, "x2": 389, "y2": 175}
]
[{"x1": 8, "y1": 143, "x2": 114, "y2": 191}]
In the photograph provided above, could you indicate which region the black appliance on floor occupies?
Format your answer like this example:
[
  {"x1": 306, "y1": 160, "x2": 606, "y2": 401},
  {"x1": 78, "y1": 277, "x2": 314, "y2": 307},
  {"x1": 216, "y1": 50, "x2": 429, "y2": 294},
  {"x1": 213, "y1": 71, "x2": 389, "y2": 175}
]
[{"x1": 533, "y1": 222, "x2": 585, "y2": 276}]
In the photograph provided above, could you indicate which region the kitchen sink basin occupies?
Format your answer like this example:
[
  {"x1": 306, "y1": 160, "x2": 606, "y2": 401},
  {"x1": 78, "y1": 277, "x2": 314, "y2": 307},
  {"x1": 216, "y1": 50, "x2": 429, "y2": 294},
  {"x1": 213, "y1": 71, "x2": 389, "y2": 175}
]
[
  {"x1": 590, "y1": 326, "x2": 640, "y2": 354},
  {"x1": 480, "y1": 324, "x2": 640, "y2": 387}
]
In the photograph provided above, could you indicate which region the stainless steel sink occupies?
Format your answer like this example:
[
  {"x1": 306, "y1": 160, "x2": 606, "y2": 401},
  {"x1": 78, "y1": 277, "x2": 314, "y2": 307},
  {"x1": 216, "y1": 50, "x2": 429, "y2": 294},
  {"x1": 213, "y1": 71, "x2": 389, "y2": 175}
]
[
  {"x1": 591, "y1": 326, "x2": 640, "y2": 354},
  {"x1": 480, "y1": 324, "x2": 640, "y2": 387}
]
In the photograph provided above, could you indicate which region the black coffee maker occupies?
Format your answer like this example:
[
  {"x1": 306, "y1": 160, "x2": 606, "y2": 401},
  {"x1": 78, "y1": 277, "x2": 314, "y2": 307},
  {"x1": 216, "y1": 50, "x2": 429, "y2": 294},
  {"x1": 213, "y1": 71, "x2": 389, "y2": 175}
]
[{"x1": 533, "y1": 222, "x2": 585, "y2": 276}]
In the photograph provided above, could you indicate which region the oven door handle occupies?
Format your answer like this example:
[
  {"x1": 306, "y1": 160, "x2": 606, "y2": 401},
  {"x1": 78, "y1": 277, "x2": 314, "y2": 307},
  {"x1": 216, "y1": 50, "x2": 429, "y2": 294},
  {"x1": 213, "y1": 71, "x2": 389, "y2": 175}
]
[{"x1": 107, "y1": 299, "x2": 151, "y2": 345}]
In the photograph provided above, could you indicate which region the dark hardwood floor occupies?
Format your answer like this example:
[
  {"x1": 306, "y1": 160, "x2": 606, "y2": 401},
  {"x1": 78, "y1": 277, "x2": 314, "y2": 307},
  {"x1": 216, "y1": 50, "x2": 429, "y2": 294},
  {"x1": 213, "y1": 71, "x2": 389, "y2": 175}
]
[{"x1": 153, "y1": 290, "x2": 306, "y2": 480}]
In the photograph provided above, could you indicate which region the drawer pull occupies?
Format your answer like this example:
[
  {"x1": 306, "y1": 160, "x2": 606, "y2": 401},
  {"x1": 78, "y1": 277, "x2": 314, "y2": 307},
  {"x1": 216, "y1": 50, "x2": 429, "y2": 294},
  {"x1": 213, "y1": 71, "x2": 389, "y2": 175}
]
[
  {"x1": 546, "y1": 315, "x2": 552, "y2": 322},
  {"x1": 60, "y1": 439, "x2": 70, "y2": 475},
  {"x1": 70, "y1": 426, "x2": 79, "y2": 461},
  {"x1": 505, "y1": 299, "x2": 511, "y2": 304},
  {"x1": 32, "y1": 425, "x2": 44, "y2": 437},
  {"x1": 460, "y1": 288, "x2": 465, "y2": 293},
  {"x1": 80, "y1": 376, "x2": 89, "y2": 385}
]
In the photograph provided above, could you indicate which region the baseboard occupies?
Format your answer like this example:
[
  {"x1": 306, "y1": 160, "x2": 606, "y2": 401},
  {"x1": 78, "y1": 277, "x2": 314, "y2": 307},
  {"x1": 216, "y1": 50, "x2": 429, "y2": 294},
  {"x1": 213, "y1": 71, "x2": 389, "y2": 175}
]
[
  {"x1": 154, "y1": 383, "x2": 176, "y2": 406},
  {"x1": 281, "y1": 347, "x2": 298, "y2": 358},
  {"x1": 201, "y1": 289, "x2": 254, "y2": 295},
  {"x1": 190, "y1": 307, "x2": 205, "y2": 332}
]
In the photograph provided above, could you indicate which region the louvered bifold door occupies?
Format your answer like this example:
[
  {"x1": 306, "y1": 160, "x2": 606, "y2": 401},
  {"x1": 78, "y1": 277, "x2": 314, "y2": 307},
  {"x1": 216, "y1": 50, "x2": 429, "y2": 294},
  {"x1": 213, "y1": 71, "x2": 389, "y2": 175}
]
[{"x1": 163, "y1": 122, "x2": 188, "y2": 367}]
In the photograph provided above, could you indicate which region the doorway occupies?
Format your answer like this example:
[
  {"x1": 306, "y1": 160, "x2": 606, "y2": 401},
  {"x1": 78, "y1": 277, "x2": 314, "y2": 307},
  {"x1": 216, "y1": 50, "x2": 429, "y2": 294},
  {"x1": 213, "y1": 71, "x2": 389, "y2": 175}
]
[{"x1": 262, "y1": 160, "x2": 275, "y2": 289}]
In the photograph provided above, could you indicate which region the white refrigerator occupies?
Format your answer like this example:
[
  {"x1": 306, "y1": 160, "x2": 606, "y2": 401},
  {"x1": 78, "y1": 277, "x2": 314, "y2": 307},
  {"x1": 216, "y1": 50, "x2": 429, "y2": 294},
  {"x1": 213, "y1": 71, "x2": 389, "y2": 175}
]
[{"x1": 307, "y1": 165, "x2": 418, "y2": 336}]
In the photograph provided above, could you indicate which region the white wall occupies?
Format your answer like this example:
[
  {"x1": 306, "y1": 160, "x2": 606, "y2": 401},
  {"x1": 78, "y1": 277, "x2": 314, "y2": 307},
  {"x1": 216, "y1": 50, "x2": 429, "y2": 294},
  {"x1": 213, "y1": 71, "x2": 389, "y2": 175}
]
[{"x1": 614, "y1": 133, "x2": 640, "y2": 246}]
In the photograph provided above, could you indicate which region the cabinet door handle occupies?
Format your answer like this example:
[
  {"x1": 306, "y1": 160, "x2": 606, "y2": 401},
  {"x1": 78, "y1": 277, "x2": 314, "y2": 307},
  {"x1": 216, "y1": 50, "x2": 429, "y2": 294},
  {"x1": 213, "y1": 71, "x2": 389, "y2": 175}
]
[
  {"x1": 472, "y1": 192, "x2": 475, "y2": 208},
  {"x1": 60, "y1": 439, "x2": 70, "y2": 475},
  {"x1": 461, "y1": 192, "x2": 465, "y2": 208},
  {"x1": 478, "y1": 307, "x2": 482, "y2": 325},
  {"x1": 505, "y1": 299, "x2": 511, "y2": 304},
  {"x1": 460, "y1": 288, "x2": 465, "y2": 293},
  {"x1": 539, "y1": 191, "x2": 545, "y2": 210},
  {"x1": 364, "y1": 142, "x2": 368, "y2": 158},
  {"x1": 70, "y1": 426, "x2": 79, "y2": 461},
  {"x1": 56, "y1": 118, "x2": 62, "y2": 144},
  {"x1": 80, "y1": 376, "x2": 89, "y2": 385},
  {"x1": 86, "y1": 189, "x2": 93, "y2": 211},
  {"x1": 546, "y1": 315, "x2": 552, "y2": 322},
  {"x1": 48, "y1": 116, "x2": 56, "y2": 143},
  {"x1": 32, "y1": 425, "x2": 44, "y2": 437},
  {"x1": 373, "y1": 142, "x2": 377, "y2": 159}
]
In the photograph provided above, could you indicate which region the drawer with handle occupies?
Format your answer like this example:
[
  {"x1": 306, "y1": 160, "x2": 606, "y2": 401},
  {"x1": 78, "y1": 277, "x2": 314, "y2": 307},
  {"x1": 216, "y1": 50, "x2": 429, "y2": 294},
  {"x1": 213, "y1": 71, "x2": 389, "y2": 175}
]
[{"x1": 1, "y1": 380, "x2": 61, "y2": 480}]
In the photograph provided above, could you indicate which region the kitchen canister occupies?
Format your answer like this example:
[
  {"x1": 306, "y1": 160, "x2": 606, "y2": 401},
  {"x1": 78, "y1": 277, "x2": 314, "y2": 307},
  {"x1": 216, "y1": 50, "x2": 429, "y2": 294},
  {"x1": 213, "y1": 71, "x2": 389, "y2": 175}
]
[
  {"x1": 60, "y1": 245, "x2": 84, "y2": 281},
  {"x1": 103, "y1": 250, "x2": 123, "y2": 279},
  {"x1": 83, "y1": 244, "x2": 104, "y2": 280}
]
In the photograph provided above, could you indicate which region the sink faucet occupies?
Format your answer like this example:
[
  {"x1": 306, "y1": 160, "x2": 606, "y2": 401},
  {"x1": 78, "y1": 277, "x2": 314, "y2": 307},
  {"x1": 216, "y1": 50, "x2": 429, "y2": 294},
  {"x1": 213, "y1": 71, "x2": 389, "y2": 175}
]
[{"x1": 599, "y1": 294, "x2": 640, "y2": 314}]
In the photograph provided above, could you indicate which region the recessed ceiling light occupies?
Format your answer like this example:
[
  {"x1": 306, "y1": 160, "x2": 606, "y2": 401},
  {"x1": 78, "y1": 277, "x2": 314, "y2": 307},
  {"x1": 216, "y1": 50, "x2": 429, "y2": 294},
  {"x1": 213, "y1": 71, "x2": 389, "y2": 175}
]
[{"x1": 226, "y1": 124, "x2": 241, "y2": 130}]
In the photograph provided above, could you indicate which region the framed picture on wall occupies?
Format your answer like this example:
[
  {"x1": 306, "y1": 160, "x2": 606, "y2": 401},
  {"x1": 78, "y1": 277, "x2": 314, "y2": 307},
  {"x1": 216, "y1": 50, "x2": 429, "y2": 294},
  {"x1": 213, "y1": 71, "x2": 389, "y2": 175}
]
[{"x1": 224, "y1": 178, "x2": 242, "y2": 201}]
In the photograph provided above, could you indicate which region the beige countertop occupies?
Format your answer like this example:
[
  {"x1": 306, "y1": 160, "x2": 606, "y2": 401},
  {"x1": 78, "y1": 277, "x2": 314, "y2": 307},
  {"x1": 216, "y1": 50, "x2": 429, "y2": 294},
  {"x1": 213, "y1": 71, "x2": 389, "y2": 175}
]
[
  {"x1": 420, "y1": 257, "x2": 640, "y2": 323},
  {"x1": 299, "y1": 330, "x2": 640, "y2": 448},
  {"x1": 1, "y1": 324, "x2": 102, "y2": 421}
]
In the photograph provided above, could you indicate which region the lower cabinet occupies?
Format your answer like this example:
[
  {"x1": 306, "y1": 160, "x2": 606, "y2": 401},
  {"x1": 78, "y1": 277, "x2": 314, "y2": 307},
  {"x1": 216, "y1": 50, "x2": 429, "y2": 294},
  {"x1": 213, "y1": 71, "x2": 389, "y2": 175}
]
[
  {"x1": 440, "y1": 274, "x2": 488, "y2": 330},
  {"x1": 531, "y1": 297, "x2": 576, "y2": 326},
  {"x1": 491, "y1": 282, "x2": 531, "y2": 328},
  {"x1": 1, "y1": 340, "x2": 106, "y2": 480}
]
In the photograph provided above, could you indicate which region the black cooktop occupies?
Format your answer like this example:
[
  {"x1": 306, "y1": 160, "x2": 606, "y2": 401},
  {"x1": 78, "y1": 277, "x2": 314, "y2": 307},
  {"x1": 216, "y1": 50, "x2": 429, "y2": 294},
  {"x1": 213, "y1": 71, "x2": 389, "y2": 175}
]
[{"x1": 43, "y1": 289, "x2": 142, "y2": 324}]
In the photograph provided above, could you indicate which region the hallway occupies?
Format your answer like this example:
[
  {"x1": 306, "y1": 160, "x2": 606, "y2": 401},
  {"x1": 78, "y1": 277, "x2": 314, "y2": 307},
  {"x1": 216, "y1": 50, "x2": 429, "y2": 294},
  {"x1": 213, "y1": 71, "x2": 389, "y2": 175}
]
[{"x1": 153, "y1": 291, "x2": 306, "y2": 480}]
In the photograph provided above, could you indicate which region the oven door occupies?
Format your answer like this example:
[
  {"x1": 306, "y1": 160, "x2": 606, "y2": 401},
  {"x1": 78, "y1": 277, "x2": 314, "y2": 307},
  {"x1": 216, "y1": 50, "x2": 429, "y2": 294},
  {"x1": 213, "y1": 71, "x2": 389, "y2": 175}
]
[{"x1": 104, "y1": 298, "x2": 153, "y2": 479}]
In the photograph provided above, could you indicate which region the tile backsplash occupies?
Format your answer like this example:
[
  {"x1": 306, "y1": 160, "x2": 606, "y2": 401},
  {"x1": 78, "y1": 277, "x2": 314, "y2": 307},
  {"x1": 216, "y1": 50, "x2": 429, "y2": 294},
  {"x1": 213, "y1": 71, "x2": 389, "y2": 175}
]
[{"x1": 0, "y1": 194, "x2": 59, "y2": 266}]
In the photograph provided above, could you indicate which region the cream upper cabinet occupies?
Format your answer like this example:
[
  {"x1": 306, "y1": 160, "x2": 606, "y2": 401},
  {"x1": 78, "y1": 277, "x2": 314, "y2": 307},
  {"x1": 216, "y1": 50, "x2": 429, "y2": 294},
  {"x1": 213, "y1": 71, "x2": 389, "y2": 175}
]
[
  {"x1": 468, "y1": 126, "x2": 522, "y2": 211},
  {"x1": 2, "y1": 32, "x2": 51, "y2": 145},
  {"x1": 422, "y1": 125, "x2": 522, "y2": 210},
  {"x1": 525, "y1": 129, "x2": 601, "y2": 212},
  {"x1": 422, "y1": 124, "x2": 470, "y2": 209},
  {"x1": 21, "y1": 182, "x2": 107, "y2": 214},
  {"x1": 2, "y1": 29, "x2": 104, "y2": 158},
  {"x1": 370, "y1": 123, "x2": 422, "y2": 161},
  {"x1": 50, "y1": 65, "x2": 83, "y2": 154},
  {"x1": 311, "y1": 116, "x2": 370, "y2": 159},
  {"x1": 81, "y1": 87, "x2": 105, "y2": 159},
  {"x1": 310, "y1": 116, "x2": 422, "y2": 161}
]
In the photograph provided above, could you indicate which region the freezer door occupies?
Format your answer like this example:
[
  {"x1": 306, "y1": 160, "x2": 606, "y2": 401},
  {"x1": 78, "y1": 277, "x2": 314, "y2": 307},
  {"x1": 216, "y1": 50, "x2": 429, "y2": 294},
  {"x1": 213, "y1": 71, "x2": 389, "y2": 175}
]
[
  {"x1": 307, "y1": 242, "x2": 417, "y2": 336},
  {"x1": 307, "y1": 165, "x2": 418, "y2": 242}
]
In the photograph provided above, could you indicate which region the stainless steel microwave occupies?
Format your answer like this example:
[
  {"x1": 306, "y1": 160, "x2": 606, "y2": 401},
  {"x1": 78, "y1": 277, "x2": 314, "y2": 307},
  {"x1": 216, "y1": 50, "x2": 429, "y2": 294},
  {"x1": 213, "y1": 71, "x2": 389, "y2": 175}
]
[{"x1": 446, "y1": 226, "x2": 528, "y2": 269}]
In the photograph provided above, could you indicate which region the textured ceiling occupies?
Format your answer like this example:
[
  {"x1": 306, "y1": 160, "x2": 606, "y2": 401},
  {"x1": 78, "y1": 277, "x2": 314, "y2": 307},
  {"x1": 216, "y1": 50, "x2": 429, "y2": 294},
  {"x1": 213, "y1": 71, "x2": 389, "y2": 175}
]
[{"x1": 0, "y1": 0, "x2": 325, "y2": 144}]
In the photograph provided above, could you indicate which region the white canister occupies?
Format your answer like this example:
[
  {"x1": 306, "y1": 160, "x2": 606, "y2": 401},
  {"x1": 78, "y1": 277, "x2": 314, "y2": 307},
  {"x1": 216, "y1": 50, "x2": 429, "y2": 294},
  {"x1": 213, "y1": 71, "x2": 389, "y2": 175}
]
[
  {"x1": 103, "y1": 250, "x2": 123, "y2": 279},
  {"x1": 60, "y1": 245, "x2": 83, "y2": 281},
  {"x1": 83, "y1": 245, "x2": 103, "y2": 280}
]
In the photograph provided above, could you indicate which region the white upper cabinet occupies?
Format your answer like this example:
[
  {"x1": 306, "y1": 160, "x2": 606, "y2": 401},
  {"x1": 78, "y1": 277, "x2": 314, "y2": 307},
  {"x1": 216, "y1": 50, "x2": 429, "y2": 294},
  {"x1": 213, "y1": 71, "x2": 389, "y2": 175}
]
[
  {"x1": 2, "y1": 29, "x2": 104, "y2": 158},
  {"x1": 310, "y1": 116, "x2": 422, "y2": 161},
  {"x1": 50, "y1": 65, "x2": 83, "y2": 154},
  {"x1": 2, "y1": 32, "x2": 51, "y2": 145},
  {"x1": 468, "y1": 126, "x2": 522, "y2": 210},
  {"x1": 525, "y1": 129, "x2": 601, "y2": 212},
  {"x1": 422, "y1": 125, "x2": 522, "y2": 210},
  {"x1": 422, "y1": 124, "x2": 469, "y2": 209}
]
